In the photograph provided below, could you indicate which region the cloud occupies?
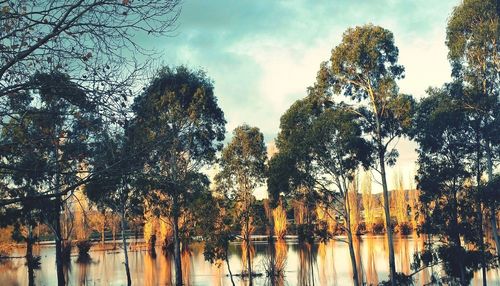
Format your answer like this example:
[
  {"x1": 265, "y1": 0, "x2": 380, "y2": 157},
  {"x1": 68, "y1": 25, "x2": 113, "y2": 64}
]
[{"x1": 149, "y1": 0, "x2": 461, "y2": 195}]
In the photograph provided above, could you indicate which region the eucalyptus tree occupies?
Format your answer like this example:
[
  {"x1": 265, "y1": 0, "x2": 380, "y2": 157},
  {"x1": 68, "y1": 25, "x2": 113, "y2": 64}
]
[
  {"x1": 316, "y1": 25, "x2": 415, "y2": 284},
  {"x1": 0, "y1": 71, "x2": 101, "y2": 285},
  {"x1": 446, "y1": 0, "x2": 500, "y2": 258},
  {"x1": 85, "y1": 123, "x2": 144, "y2": 286},
  {"x1": 273, "y1": 94, "x2": 371, "y2": 286},
  {"x1": 215, "y1": 124, "x2": 267, "y2": 286},
  {"x1": 412, "y1": 85, "x2": 490, "y2": 285},
  {"x1": 131, "y1": 66, "x2": 225, "y2": 286}
]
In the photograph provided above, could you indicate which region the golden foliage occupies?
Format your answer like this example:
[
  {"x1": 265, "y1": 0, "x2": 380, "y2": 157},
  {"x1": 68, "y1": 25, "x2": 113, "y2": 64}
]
[
  {"x1": 273, "y1": 203, "x2": 287, "y2": 239},
  {"x1": 362, "y1": 172, "x2": 376, "y2": 233}
]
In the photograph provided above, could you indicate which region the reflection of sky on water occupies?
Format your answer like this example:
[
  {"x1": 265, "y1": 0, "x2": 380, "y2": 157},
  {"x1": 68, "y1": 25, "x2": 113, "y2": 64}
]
[{"x1": 1, "y1": 236, "x2": 498, "y2": 285}]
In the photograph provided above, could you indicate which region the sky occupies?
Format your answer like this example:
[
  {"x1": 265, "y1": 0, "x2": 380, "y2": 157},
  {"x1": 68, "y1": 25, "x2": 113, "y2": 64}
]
[{"x1": 154, "y1": 0, "x2": 459, "y2": 194}]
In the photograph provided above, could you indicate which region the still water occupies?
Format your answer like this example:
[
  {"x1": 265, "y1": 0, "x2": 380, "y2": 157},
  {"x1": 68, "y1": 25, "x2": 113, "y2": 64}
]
[{"x1": 0, "y1": 235, "x2": 498, "y2": 285}]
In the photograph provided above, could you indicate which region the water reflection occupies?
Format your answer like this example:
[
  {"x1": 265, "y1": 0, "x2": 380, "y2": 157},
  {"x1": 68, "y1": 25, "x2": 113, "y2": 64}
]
[{"x1": 0, "y1": 236, "x2": 498, "y2": 285}]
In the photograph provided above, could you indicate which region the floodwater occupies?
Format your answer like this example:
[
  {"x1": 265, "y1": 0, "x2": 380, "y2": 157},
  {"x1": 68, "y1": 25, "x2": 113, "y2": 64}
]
[{"x1": 0, "y1": 235, "x2": 498, "y2": 285}]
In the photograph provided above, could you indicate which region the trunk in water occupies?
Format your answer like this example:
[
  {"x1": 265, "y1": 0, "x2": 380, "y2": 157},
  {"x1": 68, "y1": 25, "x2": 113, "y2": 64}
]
[
  {"x1": 225, "y1": 250, "x2": 236, "y2": 286},
  {"x1": 486, "y1": 142, "x2": 500, "y2": 257},
  {"x1": 27, "y1": 225, "x2": 35, "y2": 286},
  {"x1": 475, "y1": 139, "x2": 487, "y2": 286},
  {"x1": 121, "y1": 210, "x2": 132, "y2": 286},
  {"x1": 345, "y1": 196, "x2": 360, "y2": 286},
  {"x1": 245, "y1": 216, "x2": 253, "y2": 286},
  {"x1": 379, "y1": 150, "x2": 396, "y2": 286},
  {"x1": 172, "y1": 204, "x2": 183, "y2": 286},
  {"x1": 54, "y1": 207, "x2": 65, "y2": 286}
]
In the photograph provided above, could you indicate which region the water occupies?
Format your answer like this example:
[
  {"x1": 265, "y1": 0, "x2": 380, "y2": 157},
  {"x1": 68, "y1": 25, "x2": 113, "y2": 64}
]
[{"x1": 1, "y1": 235, "x2": 498, "y2": 285}]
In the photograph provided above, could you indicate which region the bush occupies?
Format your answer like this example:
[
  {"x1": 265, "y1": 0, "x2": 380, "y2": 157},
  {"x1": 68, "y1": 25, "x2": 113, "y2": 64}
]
[
  {"x1": 76, "y1": 240, "x2": 92, "y2": 256},
  {"x1": 372, "y1": 221, "x2": 385, "y2": 234}
]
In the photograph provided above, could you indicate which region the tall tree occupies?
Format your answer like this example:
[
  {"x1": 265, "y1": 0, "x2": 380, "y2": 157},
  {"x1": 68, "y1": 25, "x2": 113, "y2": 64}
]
[
  {"x1": 446, "y1": 0, "x2": 500, "y2": 260},
  {"x1": 131, "y1": 66, "x2": 225, "y2": 286},
  {"x1": 0, "y1": 71, "x2": 101, "y2": 285},
  {"x1": 274, "y1": 95, "x2": 372, "y2": 286},
  {"x1": 413, "y1": 86, "x2": 490, "y2": 285},
  {"x1": 317, "y1": 25, "x2": 414, "y2": 285},
  {"x1": 215, "y1": 124, "x2": 267, "y2": 286},
  {"x1": 85, "y1": 123, "x2": 143, "y2": 286}
]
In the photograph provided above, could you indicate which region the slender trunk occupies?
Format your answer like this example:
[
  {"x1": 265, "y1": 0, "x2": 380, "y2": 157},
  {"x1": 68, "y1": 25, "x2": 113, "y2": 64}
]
[
  {"x1": 451, "y1": 187, "x2": 467, "y2": 286},
  {"x1": 54, "y1": 206, "x2": 65, "y2": 286},
  {"x1": 225, "y1": 249, "x2": 236, "y2": 286},
  {"x1": 486, "y1": 141, "x2": 500, "y2": 257},
  {"x1": 121, "y1": 209, "x2": 132, "y2": 286},
  {"x1": 112, "y1": 221, "x2": 116, "y2": 249},
  {"x1": 172, "y1": 201, "x2": 183, "y2": 286},
  {"x1": 379, "y1": 150, "x2": 396, "y2": 286},
  {"x1": 101, "y1": 210, "x2": 106, "y2": 246},
  {"x1": 345, "y1": 196, "x2": 360, "y2": 286},
  {"x1": 475, "y1": 137, "x2": 487, "y2": 286},
  {"x1": 245, "y1": 216, "x2": 253, "y2": 286},
  {"x1": 26, "y1": 225, "x2": 33, "y2": 260},
  {"x1": 27, "y1": 225, "x2": 35, "y2": 286}
]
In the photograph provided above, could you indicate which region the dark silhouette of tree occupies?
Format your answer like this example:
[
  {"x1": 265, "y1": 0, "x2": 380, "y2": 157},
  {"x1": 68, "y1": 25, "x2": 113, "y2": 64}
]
[
  {"x1": 446, "y1": 0, "x2": 500, "y2": 263},
  {"x1": 84, "y1": 122, "x2": 144, "y2": 286},
  {"x1": 131, "y1": 66, "x2": 225, "y2": 286},
  {"x1": 0, "y1": 0, "x2": 181, "y2": 102},
  {"x1": 412, "y1": 85, "x2": 495, "y2": 285},
  {"x1": 0, "y1": 71, "x2": 101, "y2": 285}
]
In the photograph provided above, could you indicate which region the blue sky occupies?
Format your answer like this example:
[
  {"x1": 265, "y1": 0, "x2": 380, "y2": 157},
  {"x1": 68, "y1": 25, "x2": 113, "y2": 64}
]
[{"x1": 155, "y1": 0, "x2": 459, "y2": 192}]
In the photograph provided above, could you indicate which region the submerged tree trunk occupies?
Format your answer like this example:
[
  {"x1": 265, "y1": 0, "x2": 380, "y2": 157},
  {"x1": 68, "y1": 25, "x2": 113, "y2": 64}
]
[
  {"x1": 172, "y1": 201, "x2": 183, "y2": 286},
  {"x1": 54, "y1": 206, "x2": 65, "y2": 286},
  {"x1": 486, "y1": 142, "x2": 500, "y2": 257},
  {"x1": 475, "y1": 137, "x2": 487, "y2": 286},
  {"x1": 379, "y1": 150, "x2": 396, "y2": 286},
  {"x1": 225, "y1": 249, "x2": 236, "y2": 286},
  {"x1": 120, "y1": 209, "x2": 132, "y2": 286},
  {"x1": 345, "y1": 196, "x2": 360, "y2": 286},
  {"x1": 245, "y1": 217, "x2": 253, "y2": 286}
]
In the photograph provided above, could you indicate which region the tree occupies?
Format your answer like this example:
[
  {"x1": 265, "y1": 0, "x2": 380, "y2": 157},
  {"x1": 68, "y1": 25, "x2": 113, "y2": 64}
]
[
  {"x1": 199, "y1": 195, "x2": 237, "y2": 286},
  {"x1": 131, "y1": 66, "x2": 225, "y2": 286},
  {"x1": 274, "y1": 94, "x2": 372, "y2": 286},
  {"x1": 412, "y1": 86, "x2": 491, "y2": 285},
  {"x1": 0, "y1": 71, "x2": 101, "y2": 285},
  {"x1": 215, "y1": 124, "x2": 267, "y2": 286},
  {"x1": 85, "y1": 122, "x2": 144, "y2": 286},
  {"x1": 0, "y1": 0, "x2": 181, "y2": 100},
  {"x1": 317, "y1": 25, "x2": 415, "y2": 285},
  {"x1": 446, "y1": 0, "x2": 500, "y2": 260}
]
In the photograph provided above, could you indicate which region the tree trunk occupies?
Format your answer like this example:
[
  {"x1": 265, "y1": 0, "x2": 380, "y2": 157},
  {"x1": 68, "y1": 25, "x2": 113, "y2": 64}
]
[
  {"x1": 101, "y1": 210, "x2": 106, "y2": 246},
  {"x1": 345, "y1": 196, "x2": 360, "y2": 286},
  {"x1": 475, "y1": 139, "x2": 487, "y2": 286},
  {"x1": 54, "y1": 207, "x2": 65, "y2": 286},
  {"x1": 379, "y1": 150, "x2": 396, "y2": 286},
  {"x1": 486, "y1": 141, "x2": 500, "y2": 257},
  {"x1": 121, "y1": 210, "x2": 132, "y2": 286},
  {"x1": 172, "y1": 202, "x2": 183, "y2": 286},
  {"x1": 225, "y1": 250, "x2": 236, "y2": 286},
  {"x1": 26, "y1": 224, "x2": 33, "y2": 261},
  {"x1": 245, "y1": 215, "x2": 253, "y2": 286},
  {"x1": 27, "y1": 224, "x2": 35, "y2": 286}
]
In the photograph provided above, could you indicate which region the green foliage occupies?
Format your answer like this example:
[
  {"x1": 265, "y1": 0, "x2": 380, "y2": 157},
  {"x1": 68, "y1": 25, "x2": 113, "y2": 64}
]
[{"x1": 131, "y1": 65, "x2": 225, "y2": 214}]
